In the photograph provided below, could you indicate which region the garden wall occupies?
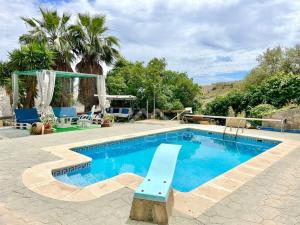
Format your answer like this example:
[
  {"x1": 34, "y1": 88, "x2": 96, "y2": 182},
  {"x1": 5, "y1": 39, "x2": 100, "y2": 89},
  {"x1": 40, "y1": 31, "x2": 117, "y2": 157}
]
[
  {"x1": 0, "y1": 87, "x2": 12, "y2": 117},
  {"x1": 263, "y1": 107, "x2": 300, "y2": 130}
]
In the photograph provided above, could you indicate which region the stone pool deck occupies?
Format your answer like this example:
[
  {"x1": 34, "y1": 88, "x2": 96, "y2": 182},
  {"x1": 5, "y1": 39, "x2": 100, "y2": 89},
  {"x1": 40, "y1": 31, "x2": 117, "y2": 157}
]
[{"x1": 0, "y1": 120, "x2": 300, "y2": 225}]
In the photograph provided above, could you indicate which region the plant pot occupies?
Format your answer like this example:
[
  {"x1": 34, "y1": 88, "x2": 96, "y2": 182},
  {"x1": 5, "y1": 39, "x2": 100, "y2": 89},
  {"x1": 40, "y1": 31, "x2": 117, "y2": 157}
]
[
  {"x1": 31, "y1": 122, "x2": 53, "y2": 135},
  {"x1": 101, "y1": 120, "x2": 111, "y2": 127}
]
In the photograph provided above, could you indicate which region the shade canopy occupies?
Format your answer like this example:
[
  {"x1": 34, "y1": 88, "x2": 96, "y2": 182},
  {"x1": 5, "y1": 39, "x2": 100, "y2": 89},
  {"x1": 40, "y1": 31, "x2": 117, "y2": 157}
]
[
  {"x1": 12, "y1": 69, "x2": 103, "y2": 112},
  {"x1": 106, "y1": 95, "x2": 137, "y2": 101},
  {"x1": 14, "y1": 70, "x2": 98, "y2": 78}
]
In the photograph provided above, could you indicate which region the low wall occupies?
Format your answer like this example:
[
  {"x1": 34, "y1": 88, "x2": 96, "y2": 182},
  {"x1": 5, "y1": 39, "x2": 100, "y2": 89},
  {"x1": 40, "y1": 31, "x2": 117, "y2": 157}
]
[
  {"x1": 0, "y1": 87, "x2": 12, "y2": 117},
  {"x1": 263, "y1": 107, "x2": 300, "y2": 130}
]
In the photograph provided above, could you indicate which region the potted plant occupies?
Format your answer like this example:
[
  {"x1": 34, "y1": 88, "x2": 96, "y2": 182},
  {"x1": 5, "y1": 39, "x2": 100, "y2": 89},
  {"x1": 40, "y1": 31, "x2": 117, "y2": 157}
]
[
  {"x1": 102, "y1": 114, "x2": 114, "y2": 127},
  {"x1": 31, "y1": 113, "x2": 56, "y2": 135}
]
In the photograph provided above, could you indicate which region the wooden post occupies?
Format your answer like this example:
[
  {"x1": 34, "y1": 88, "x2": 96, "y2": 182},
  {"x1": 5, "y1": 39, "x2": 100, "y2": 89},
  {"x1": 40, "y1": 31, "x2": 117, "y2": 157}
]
[{"x1": 130, "y1": 189, "x2": 174, "y2": 225}]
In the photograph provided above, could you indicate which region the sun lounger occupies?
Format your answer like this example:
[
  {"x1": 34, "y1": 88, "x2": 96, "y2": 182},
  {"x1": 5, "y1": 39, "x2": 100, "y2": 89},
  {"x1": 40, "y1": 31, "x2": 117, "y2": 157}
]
[
  {"x1": 52, "y1": 107, "x2": 78, "y2": 124},
  {"x1": 130, "y1": 143, "x2": 182, "y2": 225},
  {"x1": 110, "y1": 107, "x2": 133, "y2": 120},
  {"x1": 77, "y1": 105, "x2": 96, "y2": 127},
  {"x1": 14, "y1": 108, "x2": 40, "y2": 129}
]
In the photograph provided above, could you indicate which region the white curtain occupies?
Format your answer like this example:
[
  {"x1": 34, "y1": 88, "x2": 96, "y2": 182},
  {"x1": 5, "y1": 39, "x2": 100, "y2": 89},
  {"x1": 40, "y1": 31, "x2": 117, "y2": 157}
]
[
  {"x1": 97, "y1": 62, "x2": 109, "y2": 114},
  {"x1": 36, "y1": 70, "x2": 56, "y2": 115},
  {"x1": 12, "y1": 73, "x2": 19, "y2": 110}
]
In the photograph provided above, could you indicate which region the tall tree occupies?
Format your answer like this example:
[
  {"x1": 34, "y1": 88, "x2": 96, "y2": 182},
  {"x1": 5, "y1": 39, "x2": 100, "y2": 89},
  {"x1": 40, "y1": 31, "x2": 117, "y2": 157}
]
[
  {"x1": 19, "y1": 8, "x2": 74, "y2": 106},
  {"x1": 8, "y1": 42, "x2": 54, "y2": 108},
  {"x1": 69, "y1": 13, "x2": 120, "y2": 111}
]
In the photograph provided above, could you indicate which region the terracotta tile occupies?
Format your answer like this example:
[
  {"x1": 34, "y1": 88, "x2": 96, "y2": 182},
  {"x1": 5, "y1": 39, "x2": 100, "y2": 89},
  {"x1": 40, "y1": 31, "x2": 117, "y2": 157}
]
[
  {"x1": 208, "y1": 176, "x2": 241, "y2": 192},
  {"x1": 86, "y1": 179, "x2": 124, "y2": 198},
  {"x1": 192, "y1": 184, "x2": 231, "y2": 202},
  {"x1": 223, "y1": 170, "x2": 253, "y2": 183},
  {"x1": 246, "y1": 160, "x2": 269, "y2": 170},
  {"x1": 22, "y1": 172, "x2": 52, "y2": 189},
  {"x1": 236, "y1": 165, "x2": 261, "y2": 176},
  {"x1": 261, "y1": 152, "x2": 281, "y2": 161},
  {"x1": 32, "y1": 181, "x2": 78, "y2": 199},
  {"x1": 114, "y1": 173, "x2": 143, "y2": 190}
]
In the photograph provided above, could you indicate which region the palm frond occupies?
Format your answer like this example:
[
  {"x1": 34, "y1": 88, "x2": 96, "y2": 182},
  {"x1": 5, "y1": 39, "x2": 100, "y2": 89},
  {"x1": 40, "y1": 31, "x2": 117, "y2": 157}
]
[{"x1": 21, "y1": 17, "x2": 38, "y2": 28}]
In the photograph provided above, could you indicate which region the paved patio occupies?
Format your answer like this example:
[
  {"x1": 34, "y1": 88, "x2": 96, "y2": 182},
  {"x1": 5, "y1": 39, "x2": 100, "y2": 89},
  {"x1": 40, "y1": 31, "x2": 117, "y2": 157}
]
[{"x1": 0, "y1": 121, "x2": 300, "y2": 225}]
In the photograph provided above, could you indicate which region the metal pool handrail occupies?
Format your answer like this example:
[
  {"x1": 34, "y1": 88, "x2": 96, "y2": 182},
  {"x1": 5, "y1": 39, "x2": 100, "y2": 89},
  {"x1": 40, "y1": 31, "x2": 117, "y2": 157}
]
[{"x1": 184, "y1": 114, "x2": 287, "y2": 138}]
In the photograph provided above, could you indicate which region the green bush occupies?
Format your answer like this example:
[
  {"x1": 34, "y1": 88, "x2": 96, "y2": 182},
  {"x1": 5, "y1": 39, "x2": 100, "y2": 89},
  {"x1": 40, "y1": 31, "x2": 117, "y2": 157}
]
[
  {"x1": 205, "y1": 91, "x2": 245, "y2": 116},
  {"x1": 249, "y1": 104, "x2": 276, "y2": 118},
  {"x1": 249, "y1": 104, "x2": 276, "y2": 126},
  {"x1": 171, "y1": 99, "x2": 184, "y2": 110},
  {"x1": 261, "y1": 72, "x2": 300, "y2": 107}
]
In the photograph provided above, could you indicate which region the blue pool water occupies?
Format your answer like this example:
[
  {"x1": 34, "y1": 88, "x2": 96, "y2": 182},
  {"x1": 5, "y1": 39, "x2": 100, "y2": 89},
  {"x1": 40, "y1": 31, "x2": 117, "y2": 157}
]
[
  {"x1": 259, "y1": 127, "x2": 300, "y2": 134},
  {"x1": 55, "y1": 129, "x2": 279, "y2": 192}
]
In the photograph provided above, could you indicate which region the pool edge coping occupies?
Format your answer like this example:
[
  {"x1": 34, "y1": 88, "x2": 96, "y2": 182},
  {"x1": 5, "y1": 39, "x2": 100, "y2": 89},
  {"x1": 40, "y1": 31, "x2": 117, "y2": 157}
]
[{"x1": 22, "y1": 124, "x2": 300, "y2": 218}]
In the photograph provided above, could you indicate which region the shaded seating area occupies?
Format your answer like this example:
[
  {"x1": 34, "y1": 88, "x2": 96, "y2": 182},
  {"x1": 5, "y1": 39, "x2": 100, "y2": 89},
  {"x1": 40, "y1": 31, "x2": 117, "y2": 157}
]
[
  {"x1": 11, "y1": 69, "x2": 111, "y2": 133},
  {"x1": 107, "y1": 95, "x2": 136, "y2": 121},
  {"x1": 130, "y1": 143, "x2": 182, "y2": 225},
  {"x1": 14, "y1": 108, "x2": 40, "y2": 129},
  {"x1": 53, "y1": 107, "x2": 78, "y2": 125},
  {"x1": 109, "y1": 107, "x2": 133, "y2": 120}
]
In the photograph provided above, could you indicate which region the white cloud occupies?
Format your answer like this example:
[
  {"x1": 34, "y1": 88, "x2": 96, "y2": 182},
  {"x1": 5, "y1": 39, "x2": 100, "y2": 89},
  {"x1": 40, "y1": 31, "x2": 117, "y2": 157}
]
[{"x1": 0, "y1": 0, "x2": 299, "y2": 84}]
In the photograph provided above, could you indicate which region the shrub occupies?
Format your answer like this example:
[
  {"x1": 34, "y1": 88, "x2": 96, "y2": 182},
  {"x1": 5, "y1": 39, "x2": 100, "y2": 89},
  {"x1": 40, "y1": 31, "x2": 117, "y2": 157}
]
[
  {"x1": 249, "y1": 104, "x2": 277, "y2": 126},
  {"x1": 171, "y1": 99, "x2": 184, "y2": 110},
  {"x1": 249, "y1": 104, "x2": 276, "y2": 118},
  {"x1": 205, "y1": 91, "x2": 245, "y2": 116},
  {"x1": 261, "y1": 72, "x2": 300, "y2": 107}
]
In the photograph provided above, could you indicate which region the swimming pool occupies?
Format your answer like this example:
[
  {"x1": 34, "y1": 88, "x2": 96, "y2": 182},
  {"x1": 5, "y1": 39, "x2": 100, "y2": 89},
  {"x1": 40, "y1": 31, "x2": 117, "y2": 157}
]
[
  {"x1": 259, "y1": 127, "x2": 300, "y2": 134},
  {"x1": 54, "y1": 128, "x2": 279, "y2": 192}
]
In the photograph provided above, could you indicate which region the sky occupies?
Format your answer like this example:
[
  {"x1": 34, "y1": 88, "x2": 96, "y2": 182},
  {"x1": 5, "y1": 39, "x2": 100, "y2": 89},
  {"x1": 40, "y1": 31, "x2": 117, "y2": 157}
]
[{"x1": 0, "y1": 0, "x2": 299, "y2": 85}]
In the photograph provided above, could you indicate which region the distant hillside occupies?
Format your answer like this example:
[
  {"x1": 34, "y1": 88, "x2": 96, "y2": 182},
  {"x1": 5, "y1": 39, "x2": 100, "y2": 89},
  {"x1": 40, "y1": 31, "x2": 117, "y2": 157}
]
[{"x1": 202, "y1": 81, "x2": 240, "y2": 104}]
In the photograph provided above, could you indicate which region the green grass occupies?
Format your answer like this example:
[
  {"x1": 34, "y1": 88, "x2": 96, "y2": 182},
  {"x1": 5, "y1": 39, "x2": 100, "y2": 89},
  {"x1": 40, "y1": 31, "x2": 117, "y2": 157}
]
[{"x1": 54, "y1": 124, "x2": 100, "y2": 133}]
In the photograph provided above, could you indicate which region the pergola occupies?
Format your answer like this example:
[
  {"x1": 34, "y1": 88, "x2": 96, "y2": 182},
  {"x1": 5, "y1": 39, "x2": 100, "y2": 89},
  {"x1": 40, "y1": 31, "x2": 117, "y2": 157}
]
[
  {"x1": 12, "y1": 69, "x2": 107, "y2": 115},
  {"x1": 14, "y1": 70, "x2": 98, "y2": 78}
]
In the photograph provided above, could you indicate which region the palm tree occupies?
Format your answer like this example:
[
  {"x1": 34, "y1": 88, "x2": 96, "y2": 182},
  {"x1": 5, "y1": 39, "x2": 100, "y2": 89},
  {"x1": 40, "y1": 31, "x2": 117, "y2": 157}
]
[
  {"x1": 19, "y1": 8, "x2": 74, "y2": 106},
  {"x1": 69, "y1": 13, "x2": 120, "y2": 111},
  {"x1": 8, "y1": 42, "x2": 54, "y2": 108}
]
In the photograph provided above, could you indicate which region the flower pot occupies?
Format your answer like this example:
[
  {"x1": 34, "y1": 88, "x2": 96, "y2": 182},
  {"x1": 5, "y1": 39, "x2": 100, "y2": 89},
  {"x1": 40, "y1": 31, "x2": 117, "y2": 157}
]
[
  {"x1": 101, "y1": 120, "x2": 111, "y2": 127},
  {"x1": 31, "y1": 122, "x2": 53, "y2": 135}
]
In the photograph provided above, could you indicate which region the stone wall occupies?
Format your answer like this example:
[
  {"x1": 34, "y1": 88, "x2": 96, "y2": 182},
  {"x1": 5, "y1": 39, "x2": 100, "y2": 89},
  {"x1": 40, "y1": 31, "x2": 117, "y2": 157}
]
[
  {"x1": 0, "y1": 87, "x2": 12, "y2": 117},
  {"x1": 263, "y1": 107, "x2": 300, "y2": 130}
]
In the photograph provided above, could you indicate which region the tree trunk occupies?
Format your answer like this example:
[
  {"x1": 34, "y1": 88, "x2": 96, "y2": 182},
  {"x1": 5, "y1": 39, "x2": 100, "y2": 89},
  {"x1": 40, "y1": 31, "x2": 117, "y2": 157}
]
[
  {"x1": 24, "y1": 77, "x2": 37, "y2": 108},
  {"x1": 52, "y1": 62, "x2": 73, "y2": 107},
  {"x1": 76, "y1": 59, "x2": 103, "y2": 112}
]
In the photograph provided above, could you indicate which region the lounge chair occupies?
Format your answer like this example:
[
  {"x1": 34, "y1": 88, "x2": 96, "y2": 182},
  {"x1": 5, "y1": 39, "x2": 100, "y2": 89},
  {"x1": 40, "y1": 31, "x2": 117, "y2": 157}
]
[
  {"x1": 52, "y1": 107, "x2": 78, "y2": 125},
  {"x1": 77, "y1": 105, "x2": 96, "y2": 127},
  {"x1": 130, "y1": 143, "x2": 182, "y2": 225},
  {"x1": 14, "y1": 108, "x2": 40, "y2": 129},
  {"x1": 110, "y1": 107, "x2": 133, "y2": 120}
]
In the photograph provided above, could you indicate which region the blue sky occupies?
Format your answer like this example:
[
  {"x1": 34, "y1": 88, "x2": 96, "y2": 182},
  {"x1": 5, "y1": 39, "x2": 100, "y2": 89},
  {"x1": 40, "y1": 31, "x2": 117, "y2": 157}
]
[{"x1": 0, "y1": 0, "x2": 299, "y2": 85}]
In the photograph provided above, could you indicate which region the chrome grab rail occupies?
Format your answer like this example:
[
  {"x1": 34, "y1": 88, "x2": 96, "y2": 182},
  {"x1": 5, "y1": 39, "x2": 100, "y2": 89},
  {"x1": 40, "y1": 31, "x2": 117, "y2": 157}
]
[
  {"x1": 222, "y1": 118, "x2": 230, "y2": 139},
  {"x1": 280, "y1": 118, "x2": 286, "y2": 132},
  {"x1": 234, "y1": 119, "x2": 244, "y2": 140}
]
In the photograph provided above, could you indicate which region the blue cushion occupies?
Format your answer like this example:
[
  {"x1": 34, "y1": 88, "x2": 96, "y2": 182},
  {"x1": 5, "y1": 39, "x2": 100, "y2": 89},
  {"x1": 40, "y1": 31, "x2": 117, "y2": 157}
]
[
  {"x1": 53, "y1": 107, "x2": 77, "y2": 118},
  {"x1": 134, "y1": 144, "x2": 182, "y2": 202},
  {"x1": 14, "y1": 108, "x2": 39, "y2": 124},
  {"x1": 112, "y1": 108, "x2": 119, "y2": 113},
  {"x1": 121, "y1": 108, "x2": 129, "y2": 114}
]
